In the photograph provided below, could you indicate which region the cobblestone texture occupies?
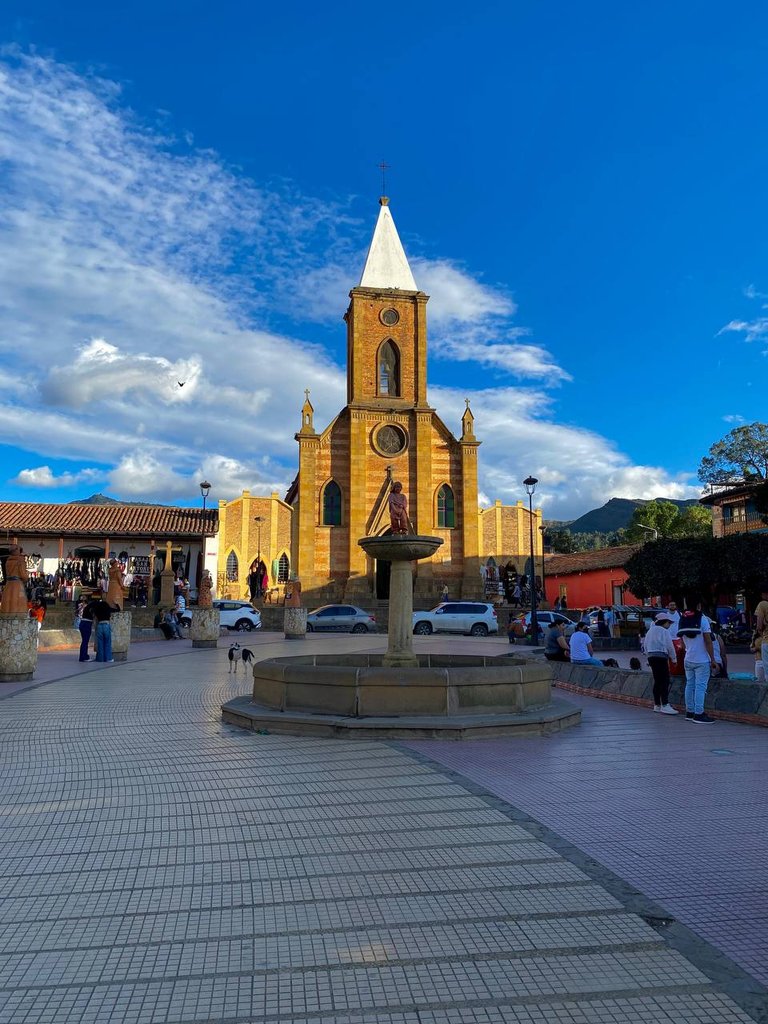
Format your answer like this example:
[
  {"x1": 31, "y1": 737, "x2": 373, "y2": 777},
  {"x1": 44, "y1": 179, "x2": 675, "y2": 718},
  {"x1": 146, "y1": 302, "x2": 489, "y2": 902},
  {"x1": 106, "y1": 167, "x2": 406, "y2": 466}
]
[{"x1": 0, "y1": 640, "x2": 760, "y2": 1023}]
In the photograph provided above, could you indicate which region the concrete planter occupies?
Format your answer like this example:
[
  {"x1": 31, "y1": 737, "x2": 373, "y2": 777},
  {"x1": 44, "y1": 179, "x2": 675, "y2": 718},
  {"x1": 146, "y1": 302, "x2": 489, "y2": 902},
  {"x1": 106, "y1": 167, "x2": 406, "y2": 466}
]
[
  {"x1": 111, "y1": 611, "x2": 132, "y2": 662},
  {"x1": 284, "y1": 607, "x2": 307, "y2": 640},
  {"x1": 0, "y1": 616, "x2": 38, "y2": 681},
  {"x1": 191, "y1": 608, "x2": 221, "y2": 648}
]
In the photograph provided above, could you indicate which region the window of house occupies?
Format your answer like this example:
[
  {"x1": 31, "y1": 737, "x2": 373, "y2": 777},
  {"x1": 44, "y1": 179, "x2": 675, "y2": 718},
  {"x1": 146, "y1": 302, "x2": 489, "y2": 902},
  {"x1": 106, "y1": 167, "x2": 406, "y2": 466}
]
[
  {"x1": 226, "y1": 551, "x2": 239, "y2": 582},
  {"x1": 436, "y1": 484, "x2": 456, "y2": 528},
  {"x1": 322, "y1": 481, "x2": 342, "y2": 526},
  {"x1": 378, "y1": 341, "x2": 400, "y2": 397}
]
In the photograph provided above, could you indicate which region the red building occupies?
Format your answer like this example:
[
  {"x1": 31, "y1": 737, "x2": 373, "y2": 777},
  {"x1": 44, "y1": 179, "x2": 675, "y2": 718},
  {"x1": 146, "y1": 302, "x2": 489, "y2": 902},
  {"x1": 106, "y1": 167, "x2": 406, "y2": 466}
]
[{"x1": 544, "y1": 545, "x2": 642, "y2": 609}]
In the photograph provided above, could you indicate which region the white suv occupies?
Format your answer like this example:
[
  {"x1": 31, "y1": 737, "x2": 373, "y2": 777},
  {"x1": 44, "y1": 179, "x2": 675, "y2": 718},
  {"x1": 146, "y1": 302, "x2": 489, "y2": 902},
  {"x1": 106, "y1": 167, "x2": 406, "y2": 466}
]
[
  {"x1": 413, "y1": 602, "x2": 498, "y2": 637},
  {"x1": 180, "y1": 600, "x2": 261, "y2": 632}
]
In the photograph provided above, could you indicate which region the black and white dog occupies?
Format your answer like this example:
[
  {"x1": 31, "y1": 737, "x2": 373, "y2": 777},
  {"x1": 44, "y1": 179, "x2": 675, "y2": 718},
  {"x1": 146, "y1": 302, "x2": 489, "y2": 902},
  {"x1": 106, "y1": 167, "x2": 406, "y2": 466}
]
[{"x1": 228, "y1": 643, "x2": 254, "y2": 673}]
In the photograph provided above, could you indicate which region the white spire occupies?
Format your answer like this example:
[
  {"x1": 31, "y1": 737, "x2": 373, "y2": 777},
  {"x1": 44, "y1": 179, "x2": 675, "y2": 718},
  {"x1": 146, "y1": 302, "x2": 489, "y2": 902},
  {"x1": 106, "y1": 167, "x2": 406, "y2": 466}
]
[{"x1": 359, "y1": 198, "x2": 418, "y2": 291}]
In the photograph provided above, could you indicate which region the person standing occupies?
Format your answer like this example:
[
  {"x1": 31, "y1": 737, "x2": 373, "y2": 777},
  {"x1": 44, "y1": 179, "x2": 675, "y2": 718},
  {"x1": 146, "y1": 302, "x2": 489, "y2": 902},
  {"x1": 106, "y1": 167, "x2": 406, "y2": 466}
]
[
  {"x1": 604, "y1": 606, "x2": 615, "y2": 636},
  {"x1": 754, "y1": 584, "x2": 768, "y2": 679},
  {"x1": 666, "y1": 601, "x2": 681, "y2": 640},
  {"x1": 679, "y1": 598, "x2": 716, "y2": 723},
  {"x1": 645, "y1": 612, "x2": 678, "y2": 714},
  {"x1": 597, "y1": 608, "x2": 609, "y2": 638},
  {"x1": 553, "y1": 596, "x2": 561, "y2": 611},
  {"x1": 78, "y1": 598, "x2": 94, "y2": 661},
  {"x1": 568, "y1": 622, "x2": 603, "y2": 666},
  {"x1": 441, "y1": 583, "x2": 449, "y2": 602},
  {"x1": 91, "y1": 598, "x2": 114, "y2": 663}
]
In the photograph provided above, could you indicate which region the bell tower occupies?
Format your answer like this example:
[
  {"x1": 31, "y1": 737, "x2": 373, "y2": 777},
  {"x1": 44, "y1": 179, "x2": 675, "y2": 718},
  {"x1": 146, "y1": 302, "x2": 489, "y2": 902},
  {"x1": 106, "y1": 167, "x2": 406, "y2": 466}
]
[{"x1": 345, "y1": 197, "x2": 429, "y2": 409}]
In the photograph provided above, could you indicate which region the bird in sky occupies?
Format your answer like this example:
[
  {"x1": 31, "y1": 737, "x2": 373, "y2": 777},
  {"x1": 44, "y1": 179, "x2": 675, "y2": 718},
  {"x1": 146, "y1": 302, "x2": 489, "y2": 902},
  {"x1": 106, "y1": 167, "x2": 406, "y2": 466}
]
[{"x1": 177, "y1": 381, "x2": 185, "y2": 387}]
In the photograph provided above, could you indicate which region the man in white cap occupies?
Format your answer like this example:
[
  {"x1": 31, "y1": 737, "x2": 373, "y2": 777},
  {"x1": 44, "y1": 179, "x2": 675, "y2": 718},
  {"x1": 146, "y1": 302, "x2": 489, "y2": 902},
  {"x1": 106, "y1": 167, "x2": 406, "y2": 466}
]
[{"x1": 645, "y1": 612, "x2": 678, "y2": 714}]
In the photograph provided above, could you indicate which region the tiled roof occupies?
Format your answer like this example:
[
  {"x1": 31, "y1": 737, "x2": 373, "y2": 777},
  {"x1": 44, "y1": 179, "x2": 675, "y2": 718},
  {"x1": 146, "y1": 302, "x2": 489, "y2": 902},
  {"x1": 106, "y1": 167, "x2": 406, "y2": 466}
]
[
  {"x1": 545, "y1": 545, "x2": 640, "y2": 575},
  {"x1": 0, "y1": 502, "x2": 217, "y2": 538}
]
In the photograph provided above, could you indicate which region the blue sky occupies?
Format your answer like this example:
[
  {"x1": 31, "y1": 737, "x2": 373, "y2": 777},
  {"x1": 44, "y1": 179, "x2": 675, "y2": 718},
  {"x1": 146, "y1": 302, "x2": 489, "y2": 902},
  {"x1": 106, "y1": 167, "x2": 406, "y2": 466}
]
[{"x1": 1, "y1": 1, "x2": 767, "y2": 518}]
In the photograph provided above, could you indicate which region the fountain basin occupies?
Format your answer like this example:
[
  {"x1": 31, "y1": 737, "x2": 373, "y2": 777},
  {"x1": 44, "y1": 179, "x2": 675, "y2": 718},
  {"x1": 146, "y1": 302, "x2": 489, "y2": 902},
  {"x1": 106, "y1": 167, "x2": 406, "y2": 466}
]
[
  {"x1": 221, "y1": 652, "x2": 581, "y2": 739},
  {"x1": 358, "y1": 534, "x2": 443, "y2": 563}
]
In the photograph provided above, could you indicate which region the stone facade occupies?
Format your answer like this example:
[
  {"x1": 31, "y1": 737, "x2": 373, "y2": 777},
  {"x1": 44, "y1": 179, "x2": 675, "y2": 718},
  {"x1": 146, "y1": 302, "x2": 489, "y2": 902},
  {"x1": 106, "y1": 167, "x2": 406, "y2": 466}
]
[{"x1": 0, "y1": 615, "x2": 38, "y2": 681}]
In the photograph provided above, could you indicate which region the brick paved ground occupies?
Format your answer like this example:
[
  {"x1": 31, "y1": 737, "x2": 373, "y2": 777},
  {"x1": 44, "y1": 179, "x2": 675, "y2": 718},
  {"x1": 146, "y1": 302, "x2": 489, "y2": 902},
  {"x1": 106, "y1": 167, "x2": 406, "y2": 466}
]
[
  {"x1": 0, "y1": 638, "x2": 764, "y2": 1022},
  {"x1": 406, "y1": 686, "x2": 768, "y2": 990}
]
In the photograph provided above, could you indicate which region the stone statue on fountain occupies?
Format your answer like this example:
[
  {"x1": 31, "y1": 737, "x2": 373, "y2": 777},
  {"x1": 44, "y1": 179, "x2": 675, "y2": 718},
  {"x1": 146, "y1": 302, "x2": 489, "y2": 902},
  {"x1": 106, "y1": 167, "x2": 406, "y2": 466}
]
[{"x1": 388, "y1": 481, "x2": 410, "y2": 534}]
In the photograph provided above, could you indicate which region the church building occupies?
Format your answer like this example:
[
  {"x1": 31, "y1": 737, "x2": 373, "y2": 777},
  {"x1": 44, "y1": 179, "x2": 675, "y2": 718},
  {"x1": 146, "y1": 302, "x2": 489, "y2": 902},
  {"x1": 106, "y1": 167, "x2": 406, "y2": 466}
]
[{"x1": 285, "y1": 197, "x2": 540, "y2": 604}]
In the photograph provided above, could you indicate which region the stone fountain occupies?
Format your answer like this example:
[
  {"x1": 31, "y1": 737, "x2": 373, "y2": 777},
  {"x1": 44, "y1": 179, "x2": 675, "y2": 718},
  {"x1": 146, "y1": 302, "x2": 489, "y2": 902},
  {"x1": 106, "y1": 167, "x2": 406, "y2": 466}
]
[
  {"x1": 221, "y1": 484, "x2": 579, "y2": 739},
  {"x1": 358, "y1": 533, "x2": 442, "y2": 668}
]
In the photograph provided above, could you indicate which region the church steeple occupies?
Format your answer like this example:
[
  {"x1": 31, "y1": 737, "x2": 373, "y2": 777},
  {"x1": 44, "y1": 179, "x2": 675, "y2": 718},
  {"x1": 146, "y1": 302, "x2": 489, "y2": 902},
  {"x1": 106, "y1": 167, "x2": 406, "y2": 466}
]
[
  {"x1": 359, "y1": 197, "x2": 418, "y2": 291},
  {"x1": 461, "y1": 398, "x2": 476, "y2": 441},
  {"x1": 299, "y1": 389, "x2": 316, "y2": 435}
]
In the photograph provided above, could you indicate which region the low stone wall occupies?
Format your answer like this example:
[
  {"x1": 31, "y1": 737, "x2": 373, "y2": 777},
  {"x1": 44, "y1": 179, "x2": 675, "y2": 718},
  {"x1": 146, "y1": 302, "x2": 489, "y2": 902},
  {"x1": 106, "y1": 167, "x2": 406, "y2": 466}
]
[
  {"x1": 551, "y1": 661, "x2": 768, "y2": 726},
  {"x1": 252, "y1": 652, "x2": 554, "y2": 718}
]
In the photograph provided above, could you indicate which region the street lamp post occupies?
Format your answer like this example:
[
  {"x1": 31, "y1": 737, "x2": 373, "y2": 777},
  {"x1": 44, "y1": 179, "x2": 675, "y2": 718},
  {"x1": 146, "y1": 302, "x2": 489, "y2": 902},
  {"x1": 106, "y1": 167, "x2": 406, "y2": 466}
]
[
  {"x1": 523, "y1": 476, "x2": 539, "y2": 644},
  {"x1": 636, "y1": 523, "x2": 658, "y2": 542},
  {"x1": 199, "y1": 480, "x2": 211, "y2": 592},
  {"x1": 539, "y1": 525, "x2": 547, "y2": 607}
]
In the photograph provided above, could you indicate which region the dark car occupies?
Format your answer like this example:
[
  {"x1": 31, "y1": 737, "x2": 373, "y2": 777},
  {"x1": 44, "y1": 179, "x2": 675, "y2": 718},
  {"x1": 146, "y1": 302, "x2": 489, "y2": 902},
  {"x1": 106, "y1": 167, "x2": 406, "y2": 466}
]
[{"x1": 306, "y1": 605, "x2": 377, "y2": 633}]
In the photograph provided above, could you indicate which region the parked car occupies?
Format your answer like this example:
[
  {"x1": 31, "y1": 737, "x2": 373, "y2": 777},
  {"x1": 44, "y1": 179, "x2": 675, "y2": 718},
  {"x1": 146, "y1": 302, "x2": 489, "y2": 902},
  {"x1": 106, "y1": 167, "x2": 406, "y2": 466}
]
[
  {"x1": 180, "y1": 600, "x2": 261, "y2": 632},
  {"x1": 306, "y1": 605, "x2": 377, "y2": 633},
  {"x1": 586, "y1": 605, "x2": 658, "y2": 636},
  {"x1": 514, "y1": 611, "x2": 576, "y2": 641},
  {"x1": 412, "y1": 602, "x2": 498, "y2": 637}
]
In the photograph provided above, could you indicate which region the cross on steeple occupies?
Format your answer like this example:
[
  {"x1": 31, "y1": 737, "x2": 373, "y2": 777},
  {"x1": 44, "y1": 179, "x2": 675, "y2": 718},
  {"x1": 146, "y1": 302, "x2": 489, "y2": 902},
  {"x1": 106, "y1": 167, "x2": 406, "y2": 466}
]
[{"x1": 378, "y1": 160, "x2": 390, "y2": 197}]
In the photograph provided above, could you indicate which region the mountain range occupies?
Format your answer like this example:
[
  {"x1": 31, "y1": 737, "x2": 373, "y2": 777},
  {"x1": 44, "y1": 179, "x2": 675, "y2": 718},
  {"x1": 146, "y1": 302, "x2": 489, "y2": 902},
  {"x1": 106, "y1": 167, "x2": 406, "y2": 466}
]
[{"x1": 546, "y1": 496, "x2": 701, "y2": 534}]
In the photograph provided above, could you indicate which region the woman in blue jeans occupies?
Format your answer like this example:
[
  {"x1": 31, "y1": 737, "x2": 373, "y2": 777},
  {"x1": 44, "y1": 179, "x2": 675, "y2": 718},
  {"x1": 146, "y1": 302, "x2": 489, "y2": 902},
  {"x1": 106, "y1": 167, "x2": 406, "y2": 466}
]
[{"x1": 78, "y1": 600, "x2": 94, "y2": 662}]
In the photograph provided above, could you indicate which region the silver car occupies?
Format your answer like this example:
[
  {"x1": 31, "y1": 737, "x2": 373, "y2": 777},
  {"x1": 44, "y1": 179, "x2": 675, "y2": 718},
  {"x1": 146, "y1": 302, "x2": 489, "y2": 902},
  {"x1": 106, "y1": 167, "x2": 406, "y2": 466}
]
[{"x1": 306, "y1": 605, "x2": 378, "y2": 633}]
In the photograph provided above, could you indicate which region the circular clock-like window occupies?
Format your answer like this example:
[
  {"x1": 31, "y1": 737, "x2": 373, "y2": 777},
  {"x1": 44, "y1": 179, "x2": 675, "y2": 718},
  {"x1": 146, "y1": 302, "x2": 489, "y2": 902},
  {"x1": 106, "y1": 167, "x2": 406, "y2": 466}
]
[
  {"x1": 374, "y1": 424, "x2": 408, "y2": 456},
  {"x1": 379, "y1": 308, "x2": 400, "y2": 327}
]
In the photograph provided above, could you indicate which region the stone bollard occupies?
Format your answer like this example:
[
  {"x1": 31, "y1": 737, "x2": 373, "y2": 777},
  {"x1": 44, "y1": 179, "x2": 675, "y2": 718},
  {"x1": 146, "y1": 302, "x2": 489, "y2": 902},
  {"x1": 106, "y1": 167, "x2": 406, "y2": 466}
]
[
  {"x1": 191, "y1": 608, "x2": 221, "y2": 649},
  {"x1": 110, "y1": 611, "x2": 132, "y2": 663},
  {"x1": 284, "y1": 607, "x2": 307, "y2": 640},
  {"x1": 0, "y1": 616, "x2": 38, "y2": 681}
]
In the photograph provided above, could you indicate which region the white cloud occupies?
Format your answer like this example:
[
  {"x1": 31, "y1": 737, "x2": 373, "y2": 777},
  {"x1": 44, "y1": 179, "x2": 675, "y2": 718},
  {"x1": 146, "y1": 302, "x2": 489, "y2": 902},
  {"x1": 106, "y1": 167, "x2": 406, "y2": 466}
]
[
  {"x1": 11, "y1": 465, "x2": 102, "y2": 488},
  {"x1": 431, "y1": 386, "x2": 701, "y2": 519},
  {"x1": 719, "y1": 318, "x2": 768, "y2": 343},
  {"x1": 723, "y1": 414, "x2": 745, "y2": 424},
  {"x1": 0, "y1": 51, "x2": 695, "y2": 517}
]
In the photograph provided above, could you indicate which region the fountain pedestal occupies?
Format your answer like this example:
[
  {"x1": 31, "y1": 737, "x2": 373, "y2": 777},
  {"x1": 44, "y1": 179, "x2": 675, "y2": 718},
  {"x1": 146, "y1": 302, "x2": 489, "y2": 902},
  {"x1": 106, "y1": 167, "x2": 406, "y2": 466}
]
[{"x1": 358, "y1": 535, "x2": 443, "y2": 668}]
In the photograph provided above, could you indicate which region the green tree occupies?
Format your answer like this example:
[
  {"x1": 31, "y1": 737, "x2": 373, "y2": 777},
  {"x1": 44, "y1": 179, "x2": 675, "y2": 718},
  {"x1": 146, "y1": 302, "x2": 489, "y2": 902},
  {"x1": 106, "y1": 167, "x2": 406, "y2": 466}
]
[
  {"x1": 547, "y1": 529, "x2": 575, "y2": 553},
  {"x1": 675, "y1": 504, "x2": 712, "y2": 538},
  {"x1": 698, "y1": 422, "x2": 768, "y2": 484},
  {"x1": 625, "y1": 533, "x2": 768, "y2": 605},
  {"x1": 624, "y1": 537, "x2": 719, "y2": 601},
  {"x1": 625, "y1": 500, "x2": 683, "y2": 542}
]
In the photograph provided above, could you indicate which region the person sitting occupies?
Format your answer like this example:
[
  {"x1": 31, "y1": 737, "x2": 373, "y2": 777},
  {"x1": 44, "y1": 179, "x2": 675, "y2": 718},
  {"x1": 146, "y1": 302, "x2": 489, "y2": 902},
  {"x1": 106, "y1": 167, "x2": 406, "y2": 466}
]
[
  {"x1": 164, "y1": 608, "x2": 183, "y2": 639},
  {"x1": 568, "y1": 622, "x2": 603, "y2": 666},
  {"x1": 154, "y1": 607, "x2": 177, "y2": 640},
  {"x1": 544, "y1": 621, "x2": 569, "y2": 662}
]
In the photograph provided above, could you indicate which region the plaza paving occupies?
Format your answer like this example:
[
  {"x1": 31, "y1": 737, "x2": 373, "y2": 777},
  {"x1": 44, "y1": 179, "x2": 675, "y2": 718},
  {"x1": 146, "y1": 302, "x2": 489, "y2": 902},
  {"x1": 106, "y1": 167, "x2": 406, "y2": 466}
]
[{"x1": 0, "y1": 634, "x2": 765, "y2": 1022}]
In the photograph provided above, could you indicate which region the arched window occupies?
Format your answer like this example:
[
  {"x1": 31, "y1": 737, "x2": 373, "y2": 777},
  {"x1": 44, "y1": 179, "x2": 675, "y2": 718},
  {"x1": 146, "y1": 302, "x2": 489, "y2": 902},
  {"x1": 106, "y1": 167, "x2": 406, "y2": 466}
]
[
  {"x1": 378, "y1": 340, "x2": 400, "y2": 397},
  {"x1": 322, "y1": 481, "x2": 342, "y2": 526},
  {"x1": 277, "y1": 553, "x2": 290, "y2": 583},
  {"x1": 436, "y1": 484, "x2": 456, "y2": 528},
  {"x1": 226, "y1": 550, "x2": 239, "y2": 582}
]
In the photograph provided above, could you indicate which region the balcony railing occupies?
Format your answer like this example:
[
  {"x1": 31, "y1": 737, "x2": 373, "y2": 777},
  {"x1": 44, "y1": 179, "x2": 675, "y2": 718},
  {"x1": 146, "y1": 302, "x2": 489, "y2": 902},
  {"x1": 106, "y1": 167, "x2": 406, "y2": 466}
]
[{"x1": 719, "y1": 513, "x2": 768, "y2": 536}]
